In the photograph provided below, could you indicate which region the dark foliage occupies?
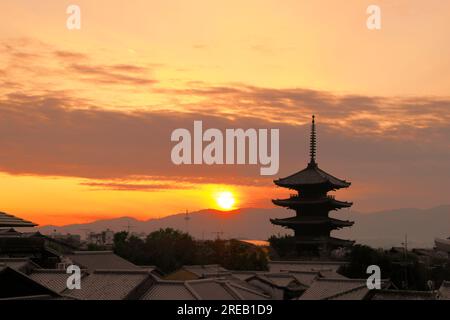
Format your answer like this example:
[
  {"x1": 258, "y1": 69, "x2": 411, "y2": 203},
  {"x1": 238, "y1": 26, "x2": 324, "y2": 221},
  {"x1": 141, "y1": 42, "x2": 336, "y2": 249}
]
[{"x1": 113, "y1": 228, "x2": 268, "y2": 273}]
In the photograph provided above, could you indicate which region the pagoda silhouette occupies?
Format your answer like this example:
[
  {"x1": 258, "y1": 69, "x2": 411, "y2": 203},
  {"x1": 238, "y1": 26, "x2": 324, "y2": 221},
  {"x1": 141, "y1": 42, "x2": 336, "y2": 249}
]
[{"x1": 271, "y1": 115, "x2": 354, "y2": 257}]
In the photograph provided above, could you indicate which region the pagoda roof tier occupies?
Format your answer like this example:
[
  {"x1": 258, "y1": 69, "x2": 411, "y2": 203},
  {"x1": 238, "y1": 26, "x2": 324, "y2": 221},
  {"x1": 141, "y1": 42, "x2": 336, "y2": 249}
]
[
  {"x1": 270, "y1": 217, "x2": 354, "y2": 229},
  {"x1": 0, "y1": 212, "x2": 37, "y2": 228},
  {"x1": 274, "y1": 163, "x2": 351, "y2": 190},
  {"x1": 272, "y1": 196, "x2": 352, "y2": 209},
  {"x1": 295, "y1": 236, "x2": 355, "y2": 247}
]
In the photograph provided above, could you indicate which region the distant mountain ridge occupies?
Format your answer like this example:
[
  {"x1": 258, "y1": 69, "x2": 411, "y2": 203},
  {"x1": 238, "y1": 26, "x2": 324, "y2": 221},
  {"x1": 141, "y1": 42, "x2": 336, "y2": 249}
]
[{"x1": 33, "y1": 205, "x2": 450, "y2": 249}]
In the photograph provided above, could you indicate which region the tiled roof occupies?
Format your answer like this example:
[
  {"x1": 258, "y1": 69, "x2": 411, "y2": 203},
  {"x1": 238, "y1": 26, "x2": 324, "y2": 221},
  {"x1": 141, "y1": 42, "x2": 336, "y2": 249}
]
[
  {"x1": 227, "y1": 283, "x2": 270, "y2": 300},
  {"x1": 224, "y1": 271, "x2": 264, "y2": 281},
  {"x1": 438, "y1": 281, "x2": 450, "y2": 300},
  {"x1": 254, "y1": 273, "x2": 301, "y2": 289},
  {"x1": 140, "y1": 281, "x2": 198, "y2": 300},
  {"x1": 0, "y1": 258, "x2": 39, "y2": 273},
  {"x1": 29, "y1": 269, "x2": 87, "y2": 293},
  {"x1": 371, "y1": 290, "x2": 437, "y2": 300},
  {"x1": 269, "y1": 261, "x2": 345, "y2": 274},
  {"x1": 0, "y1": 212, "x2": 37, "y2": 227},
  {"x1": 187, "y1": 279, "x2": 240, "y2": 300},
  {"x1": 65, "y1": 270, "x2": 150, "y2": 300},
  {"x1": 66, "y1": 251, "x2": 139, "y2": 272},
  {"x1": 0, "y1": 266, "x2": 61, "y2": 300},
  {"x1": 299, "y1": 278, "x2": 374, "y2": 300},
  {"x1": 203, "y1": 272, "x2": 270, "y2": 294},
  {"x1": 182, "y1": 265, "x2": 228, "y2": 277},
  {"x1": 139, "y1": 276, "x2": 270, "y2": 300},
  {"x1": 287, "y1": 271, "x2": 320, "y2": 287}
]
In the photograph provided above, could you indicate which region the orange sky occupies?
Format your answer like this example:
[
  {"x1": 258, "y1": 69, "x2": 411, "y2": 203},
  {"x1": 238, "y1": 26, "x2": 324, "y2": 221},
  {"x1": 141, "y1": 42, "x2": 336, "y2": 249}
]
[{"x1": 0, "y1": 1, "x2": 449, "y2": 225}]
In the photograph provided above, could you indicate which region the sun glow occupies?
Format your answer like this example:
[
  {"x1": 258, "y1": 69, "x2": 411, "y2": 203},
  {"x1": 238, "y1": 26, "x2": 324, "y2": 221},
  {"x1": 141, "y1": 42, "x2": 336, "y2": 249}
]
[{"x1": 215, "y1": 191, "x2": 236, "y2": 211}]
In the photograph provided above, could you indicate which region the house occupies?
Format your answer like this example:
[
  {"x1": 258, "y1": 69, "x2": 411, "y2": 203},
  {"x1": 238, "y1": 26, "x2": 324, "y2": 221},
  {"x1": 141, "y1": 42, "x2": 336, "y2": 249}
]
[
  {"x1": 370, "y1": 289, "x2": 437, "y2": 300},
  {"x1": 0, "y1": 258, "x2": 40, "y2": 274},
  {"x1": 298, "y1": 278, "x2": 390, "y2": 300},
  {"x1": 140, "y1": 277, "x2": 270, "y2": 300},
  {"x1": 29, "y1": 269, "x2": 88, "y2": 293},
  {"x1": 268, "y1": 260, "x2": 346, "y2": 278},
  {"x1": 65, "y1": 269, "x2": 153, "y2": 300},
  {"x1": 86, "y1": 229, "x2": 114, "y2": 246},
  {"x1": 438, "y1": 280, "x2": 450, "y2": 300},
  {"x1": 0, "y1": 212, "x2": 36, "y2": 228},
  {"x1": 0, "y1": 266, "x2": 61, "y2": 300},
  {"x1": 64, "y1": 251, "x2": 140, "y2": 272},
  {"x1": 165, "y1": 264, "x2": 228, "y2": 280},
  {"x1": 247, "y1": 273, "x2": 307, "y2": 300}
]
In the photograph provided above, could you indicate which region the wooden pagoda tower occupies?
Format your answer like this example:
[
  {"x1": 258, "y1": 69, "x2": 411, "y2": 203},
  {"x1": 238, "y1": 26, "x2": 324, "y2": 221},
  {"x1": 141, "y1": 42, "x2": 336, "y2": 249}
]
[{"x1": 271, "y1": 115, "x2": 354, "y2": 256}]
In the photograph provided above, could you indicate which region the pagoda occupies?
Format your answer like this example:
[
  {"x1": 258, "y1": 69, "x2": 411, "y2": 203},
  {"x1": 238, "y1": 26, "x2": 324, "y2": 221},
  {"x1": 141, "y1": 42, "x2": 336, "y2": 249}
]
[{"x1": 271, "y1": 115, "x2": 354, "y2": 256}]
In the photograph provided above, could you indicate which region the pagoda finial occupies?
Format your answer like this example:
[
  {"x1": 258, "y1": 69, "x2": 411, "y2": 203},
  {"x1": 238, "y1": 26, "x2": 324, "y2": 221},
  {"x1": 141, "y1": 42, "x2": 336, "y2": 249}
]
[{"x1": 309, "y1": 115, "x2": 317, "y2": 166}]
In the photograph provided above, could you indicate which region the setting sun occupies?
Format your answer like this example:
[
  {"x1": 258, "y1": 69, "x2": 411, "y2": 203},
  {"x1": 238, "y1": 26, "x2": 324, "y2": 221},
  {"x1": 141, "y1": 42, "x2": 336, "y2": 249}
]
[{"x1": 215, "y1": 191, "x2": 236, "y2": 211}]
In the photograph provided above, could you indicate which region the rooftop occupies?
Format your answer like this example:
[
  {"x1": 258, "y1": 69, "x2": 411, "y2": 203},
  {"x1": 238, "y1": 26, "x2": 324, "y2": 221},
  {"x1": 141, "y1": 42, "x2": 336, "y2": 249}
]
[
  {"x1": 0, "y1": 212, "x2": 37, "y2": 228},
  {"x1": 29, "y1": 269, "x2": 88, "y2": 293},
  {"x1": 438, "y1": 280, "x2": 450, "y2": 300},
  {"x1": 66, "y1": 251, "x2": 140, "y2": 272},
  {"x1": 370, "y1": 289, "x2": 437, "y2": 300},
  {"x1": 274, "y1": 164, "x2": 351, "y2": 190},
  {"x1": 298, "y1": 278, "x2": 373, "y2": 300},
  {"x1": 64, "y1": 269, "x2": 151, "y2": 300}
]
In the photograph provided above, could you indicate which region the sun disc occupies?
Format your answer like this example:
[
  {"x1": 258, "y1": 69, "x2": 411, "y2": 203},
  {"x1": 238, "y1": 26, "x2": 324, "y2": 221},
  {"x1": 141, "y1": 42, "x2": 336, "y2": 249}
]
[{"x1": 216, "y1": 191, "x2": 235, "y2": 210}]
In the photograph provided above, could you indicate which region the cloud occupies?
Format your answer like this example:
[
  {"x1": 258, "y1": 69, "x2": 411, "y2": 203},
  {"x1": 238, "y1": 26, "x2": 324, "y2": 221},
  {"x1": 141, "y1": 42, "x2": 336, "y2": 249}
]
[
  {"x1": 1, "y1": 38, "x2": 450, "y2": 209},
  {"x1": 79, "y1": 181, "x2": 189, "y2": 191},
  {"x1": 0, "y1": 38, "x2": 159, "y2": 89},
  {"x1": 69, "y1": 63, "x2": 157, "y2": 86}
]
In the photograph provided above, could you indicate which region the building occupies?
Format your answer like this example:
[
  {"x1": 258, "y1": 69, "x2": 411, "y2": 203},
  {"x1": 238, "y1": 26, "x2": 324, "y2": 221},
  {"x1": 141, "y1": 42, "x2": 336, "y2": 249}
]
[
  {"x1": 165, "y1": 264, "x2": 228, "y2": 281},
  {"x1": 435, "y1": 237, "x2": 450, "y2": 256},
  {"x1": 438, "y1": 281, "x2": 450, "y2": 300},
  {"x1": 298, "y1": 278, "x2": 391, "y2": 300},
  {"x1": 0, "y1": 211, "x2": 36, "y2": 228},
  {"x1": 64, "y1": 251, "x2": 141, "y2": 273},
  {"x1": 86, "y1": 229, "x2": 114, "y2": 247},
  {"x1": 271, "y1": 115, "x2": 354, "y2": 257}
]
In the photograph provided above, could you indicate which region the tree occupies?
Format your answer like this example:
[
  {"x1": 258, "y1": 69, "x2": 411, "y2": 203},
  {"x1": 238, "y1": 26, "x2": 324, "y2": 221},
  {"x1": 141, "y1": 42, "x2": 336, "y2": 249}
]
[
  {"x1": 268, "y1": 235, "x2": 297, "y2": 258},
  {"x1": 144, "y1": 228, "x2": 197, "y2": 273}
]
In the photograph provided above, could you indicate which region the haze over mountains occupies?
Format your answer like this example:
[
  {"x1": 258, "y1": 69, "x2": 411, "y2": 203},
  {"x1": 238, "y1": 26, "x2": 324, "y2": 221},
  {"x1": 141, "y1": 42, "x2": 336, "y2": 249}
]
[{"x1": 35, "y1": 205, "x2": 450, "y2": 249}]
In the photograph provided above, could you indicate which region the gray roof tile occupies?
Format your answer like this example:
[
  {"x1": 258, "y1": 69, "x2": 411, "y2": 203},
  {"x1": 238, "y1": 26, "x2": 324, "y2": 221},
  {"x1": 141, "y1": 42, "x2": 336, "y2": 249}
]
[{"x1": 66, "y1": 251, "x2": 139, "y2": 272}]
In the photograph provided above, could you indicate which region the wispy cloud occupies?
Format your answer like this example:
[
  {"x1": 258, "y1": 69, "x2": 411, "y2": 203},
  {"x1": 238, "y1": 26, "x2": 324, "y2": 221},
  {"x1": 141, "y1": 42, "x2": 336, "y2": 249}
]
[
  {"x1": 80, "y1": 181, "x2": 188, "y2": 191},
  {"x1": 1, "y1": 38, "x2": 450, "y2": 209}
]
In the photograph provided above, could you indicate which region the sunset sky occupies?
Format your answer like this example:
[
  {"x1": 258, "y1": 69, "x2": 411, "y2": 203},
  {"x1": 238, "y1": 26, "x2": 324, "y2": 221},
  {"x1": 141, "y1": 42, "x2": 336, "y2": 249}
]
[{"x1": 0, "y1": 0, "x2": 449, "y2": 225}]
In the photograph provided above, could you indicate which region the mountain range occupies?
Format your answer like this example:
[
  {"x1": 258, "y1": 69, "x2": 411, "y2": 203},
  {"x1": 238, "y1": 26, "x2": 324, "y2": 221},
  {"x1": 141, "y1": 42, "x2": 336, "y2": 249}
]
[{"x1": 32, "y1": 205, "x2": 450, "y2": 248}]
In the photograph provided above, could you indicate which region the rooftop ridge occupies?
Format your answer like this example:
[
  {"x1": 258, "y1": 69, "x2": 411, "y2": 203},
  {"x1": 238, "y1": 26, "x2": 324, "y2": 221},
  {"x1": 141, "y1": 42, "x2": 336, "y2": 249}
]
[
  {"x1": 227, "y1": 282, "x2": 271, "y2": 299},
  {"x1": 270, "y1": 260, "x2": 348, "y2": 265},
  {"x1": 92, "y1": 269, "x2": 151, "y2": 274},
  {"x1": 71, "y1": 250, "x2": 114, "y2": 255}
]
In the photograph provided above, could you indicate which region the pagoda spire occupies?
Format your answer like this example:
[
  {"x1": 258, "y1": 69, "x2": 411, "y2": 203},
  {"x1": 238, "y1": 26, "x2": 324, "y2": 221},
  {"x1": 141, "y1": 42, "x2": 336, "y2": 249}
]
[{"x1": 309, "y1": 115, "x2": 317, "y2": 166}]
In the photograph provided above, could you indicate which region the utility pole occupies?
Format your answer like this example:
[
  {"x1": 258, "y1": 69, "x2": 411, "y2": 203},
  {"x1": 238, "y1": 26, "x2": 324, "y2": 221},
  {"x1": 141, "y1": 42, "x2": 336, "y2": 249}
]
[
  {"x1": 123, "y1": 221, "x2": 135, "y2": 234},
  {"x1": 401, "y1": 234, "x2": 409, "y2": 289}
]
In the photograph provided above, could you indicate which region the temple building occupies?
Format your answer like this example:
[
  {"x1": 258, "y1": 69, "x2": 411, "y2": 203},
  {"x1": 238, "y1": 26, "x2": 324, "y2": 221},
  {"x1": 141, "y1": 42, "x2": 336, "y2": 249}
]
[{"x1": 271, "y1": 115, "x2": 354, "y2": 256}]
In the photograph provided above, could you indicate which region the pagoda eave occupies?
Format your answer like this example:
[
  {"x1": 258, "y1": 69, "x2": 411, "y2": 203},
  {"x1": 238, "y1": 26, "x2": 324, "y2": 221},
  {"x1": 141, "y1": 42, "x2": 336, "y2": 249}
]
[
  {"x1": 272, "y1": 198, "x2": 352, "y2": 209},
  {"x1": 274, "y1": 180, "x2": 350, "y2": 191},
  {"x1": 270, "y1": 218, "x2": 354, "y2": 228},
  {"x1": 295, "y1": 237, "x2": 355, "y2": 247}
]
